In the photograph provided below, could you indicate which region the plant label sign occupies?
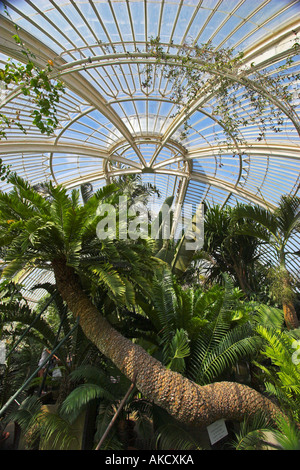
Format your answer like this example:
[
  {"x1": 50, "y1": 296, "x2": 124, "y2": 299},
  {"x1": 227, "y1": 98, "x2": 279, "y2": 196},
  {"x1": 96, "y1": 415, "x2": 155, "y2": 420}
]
[{"x1": 207, "y1": 419, "x2": 228, "y2": 446}]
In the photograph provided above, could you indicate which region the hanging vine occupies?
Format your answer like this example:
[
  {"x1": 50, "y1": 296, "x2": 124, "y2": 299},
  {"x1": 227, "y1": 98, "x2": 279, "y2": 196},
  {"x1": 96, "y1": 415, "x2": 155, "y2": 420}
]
[
  {"x1": 0, "y1": 9, "x2": 65, "y2": 140},
  {"x1": 140, "y1": 35, "x2": 300, "y2": 148}
]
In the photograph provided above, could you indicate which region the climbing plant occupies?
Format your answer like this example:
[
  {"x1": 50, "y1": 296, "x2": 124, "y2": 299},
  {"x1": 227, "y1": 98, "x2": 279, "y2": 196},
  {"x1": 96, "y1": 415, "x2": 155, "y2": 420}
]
[
  {"x1": 140, "y1": 36, "x2": 300, "y2": 146},
  {"x1": 0, "y1": 10, "x2": 65, "y2": 139}
]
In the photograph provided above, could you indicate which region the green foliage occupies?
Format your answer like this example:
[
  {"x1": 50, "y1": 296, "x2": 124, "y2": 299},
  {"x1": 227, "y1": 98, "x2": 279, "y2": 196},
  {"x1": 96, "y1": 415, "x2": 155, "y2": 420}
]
[
  {"x1": 0, "y1": 15, "x2": 65, "y2": 139},
  {"x1": 188, "y1": 279, "x2": 259, "y2": 385},
  {"x1": 8, "y1": 395, "x2": 43, "y2": 448},
  {"x1": 230, "y1": 411, "x2": 275, "y2": 450},
  {"x1": 0, "y1": 282, "x2": 57, "y2": 348},
  {"x1": 272, "y1": 414, "x2": 300, "y2": 450},
  {"x1": 198, "y1": 203, "x2": 268, "y2": 296},
  {"x1": 233, "y1": 195, "x2": 300, "y2": 267},
  {"x1": 10, "y1": 395, "x2": 81, "y2": 450},
  {"x1": 0, "y1": 158, "x2": 11, "y2": 182},
  {"x1": 0, "y1": 175, "x2": 159, "y2": 309},
  {"x1": 164, "y1": 328, "x2": 190, "y2": 373},
  {"x1": 230, "y1": 411, "x2": 300, "y2": 450},
  {"x1": 142, "y1": 270, "x2": 259, "y2": 382},
  {"x1": 155, "y1": 422, "x2": 202, "y2": 450},
  {"x1": 232, "y1": 196, "x2": 300, "y2": 322},
  {"x1": 254, "y1": 324, "x2": 300, "y2": 421}
]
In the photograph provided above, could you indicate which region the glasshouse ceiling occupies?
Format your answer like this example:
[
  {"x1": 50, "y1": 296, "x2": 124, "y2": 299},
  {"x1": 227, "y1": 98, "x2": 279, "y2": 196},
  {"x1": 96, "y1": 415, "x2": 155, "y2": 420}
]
[{"x1": 0, "y1": 0, "x2": 300, "y2": 300}]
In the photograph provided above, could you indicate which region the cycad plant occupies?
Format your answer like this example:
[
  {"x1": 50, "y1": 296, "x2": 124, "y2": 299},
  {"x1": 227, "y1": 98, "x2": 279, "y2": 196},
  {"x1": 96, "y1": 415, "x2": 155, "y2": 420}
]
[
  {"x1": 143, "y1": 270, "x2": 260, "y2": 384},
  {"x1": 0, "y1": 174, "x2": 286, "y2": 429},
  {"x1": 187, "y1": 285, "x2": 259, "y2": 386},
  {"x1": 233, "y1": 196, "x2": 300, "y2": 329}
]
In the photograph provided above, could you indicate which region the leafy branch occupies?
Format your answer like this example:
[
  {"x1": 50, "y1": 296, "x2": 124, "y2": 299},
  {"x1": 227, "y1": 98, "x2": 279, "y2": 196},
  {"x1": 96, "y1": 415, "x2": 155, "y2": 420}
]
[{"x1": 0, "y1": 10, "x2": 65, "y2": 139}]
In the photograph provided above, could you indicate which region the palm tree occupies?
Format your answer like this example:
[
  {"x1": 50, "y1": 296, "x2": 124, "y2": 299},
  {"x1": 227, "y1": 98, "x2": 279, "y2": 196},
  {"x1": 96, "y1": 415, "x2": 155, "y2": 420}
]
[
  {"x1": 233, "y1": 196, "x2": 300, "y2": 329},
  {"x1": 0, "y1": 174, "x2": 285, "y2": 428},
  {"x1": 198, "y1": 204, "x2": 267, "y2": 295}
]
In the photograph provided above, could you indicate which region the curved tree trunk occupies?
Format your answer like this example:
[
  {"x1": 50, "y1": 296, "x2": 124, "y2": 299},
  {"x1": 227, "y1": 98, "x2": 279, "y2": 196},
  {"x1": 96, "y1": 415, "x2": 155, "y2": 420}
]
[
  {"x1": 52, "y1": 258, "x2": 283, "y2": 428},
  {"x1": 283, "y1": 302, "x2": 299, "y2": 330}
]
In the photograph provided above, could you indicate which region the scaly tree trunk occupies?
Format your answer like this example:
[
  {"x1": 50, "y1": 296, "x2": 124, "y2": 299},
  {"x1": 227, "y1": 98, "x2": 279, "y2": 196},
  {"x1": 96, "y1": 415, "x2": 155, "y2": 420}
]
[
  {"x1": 283, "y1": 301, "x2": 299, "y2": 330},
  {"x1": 52, "y1": 258, "x2": 283, "y2": 428}
]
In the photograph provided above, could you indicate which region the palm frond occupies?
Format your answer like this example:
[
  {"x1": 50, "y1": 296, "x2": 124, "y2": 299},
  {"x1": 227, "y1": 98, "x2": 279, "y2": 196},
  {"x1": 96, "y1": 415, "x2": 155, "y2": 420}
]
[
  {"x1": 275, "y1": 195, "x2": 300, "y2": 239},
  {"x1": 253, "y1": 304, "x2": 284, "y2": 329},
  {"x1": 190, "y1": 324, "x2": 258, "y2": 384},
  {"x1": 68, "y1": 364, "x2": 108, "y2": 386},
  {"x1": 155, "y1": 423, "x2": 202, "y2": 450},
  {"x1": 0, "y1": 300, "x2": 56, "y2": 346},
  {"x1": 38, "y1": 409, "x2": 81, "y2": 450},
  {"x1": 230, "y1": 411, "x2": 275, "y2": 450},
  {"x1": 272, "y1": 414, "x2": 300, "y2": 450},
  {"x1": 88, "y1": 264, "x2": 126, "y2": 300},
  {"x1": 59, "y1": 383, "x2": 114, "y2": 424},
  {"x1": 8, "y1": 395, "x2": 43, "y2": 433},
  {"x1": 255, "y1": 325, "x2": 300, "y2": 419},
  {"x1": 1, "y1": 257, "x2": 27, "y2": 279},
  {"x1": 150, "y1": 269, "x2": 178, "y2": 342},
  {"x1": 233, "y1": 204, "x2": 278, "y2": 237}
]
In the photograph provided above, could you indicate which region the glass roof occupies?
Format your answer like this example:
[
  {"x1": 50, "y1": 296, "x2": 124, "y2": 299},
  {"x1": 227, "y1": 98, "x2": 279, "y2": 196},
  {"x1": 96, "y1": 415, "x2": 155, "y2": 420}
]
[{"x1": 0, "y1": 0, "x2": 300, "y2": 300}]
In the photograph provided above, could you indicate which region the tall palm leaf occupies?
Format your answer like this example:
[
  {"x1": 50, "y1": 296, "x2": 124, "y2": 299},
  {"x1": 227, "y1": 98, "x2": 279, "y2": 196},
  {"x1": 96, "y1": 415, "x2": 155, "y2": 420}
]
[
  {"x1": 198, "y1": 203, "x2": 264, "y2": 294},
  {"x1": 233, "y1": 196, "x2": 300, "y2": 328}
]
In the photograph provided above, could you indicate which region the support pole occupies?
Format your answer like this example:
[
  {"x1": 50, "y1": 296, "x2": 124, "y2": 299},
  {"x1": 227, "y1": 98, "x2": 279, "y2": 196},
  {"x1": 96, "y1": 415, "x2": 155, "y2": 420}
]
[{"x1": 95, "y1": 376, "x2": 136, "y2": 450}]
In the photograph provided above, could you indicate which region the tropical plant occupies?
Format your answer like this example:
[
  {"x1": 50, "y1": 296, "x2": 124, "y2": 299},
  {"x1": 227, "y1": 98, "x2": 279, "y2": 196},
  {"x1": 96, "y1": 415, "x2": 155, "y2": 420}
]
[
  {"x1": 0, "y1": 175, "x2": 286, "y2": 429},
  {"x1": 230, "y1": 411, "x2": 300, "y2": 450},
  {"x1": 229, "y1": 411, "x2": 275, "y2": 450},
  {"x1": 8, "y1": 393, "x2": 85, "y2": 450},
  {"x1": 10, "y1": 361, "x2": 137, "y2": 450},
  {"x1": 0, "y1": 281, "x2": 55, "y2": 410},
  {"x1": 140, "y1": 270, "x2": 260, "y2": 384},
  {"x1": 253, "y1": 324, "x2": 300, "y2": 422},
  {"x1": 112, "y1": 174, "x2": 160, "y2": 206},
  {"x1": 233, "y1": 195, "x2": 300, "y2": 329},
  {"x1": 197, "y1": 204, "x2": 269, "y2": 296}
]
